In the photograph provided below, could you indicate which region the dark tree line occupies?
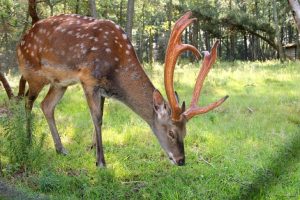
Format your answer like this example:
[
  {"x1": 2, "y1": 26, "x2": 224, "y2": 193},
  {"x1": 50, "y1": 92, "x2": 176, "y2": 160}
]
[{"x1": 0, "y1": 0, "x2": 299, "y2": 76}]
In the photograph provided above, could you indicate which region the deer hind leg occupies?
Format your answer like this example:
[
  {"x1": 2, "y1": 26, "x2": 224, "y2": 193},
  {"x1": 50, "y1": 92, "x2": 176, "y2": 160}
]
[
  {"x1": 90, "y1": 95, "x2": 105, "y2": 150},
  {"x1": 41, "y1": 85, "x2": 67, "y2": 155},
  {"x1": 82, "y1": 85, "x2": 106, "y2": 167}
]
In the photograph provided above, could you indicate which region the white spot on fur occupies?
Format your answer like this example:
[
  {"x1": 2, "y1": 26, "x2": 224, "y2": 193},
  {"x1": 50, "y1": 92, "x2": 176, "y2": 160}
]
[
  {"x1": 68, "y1": 30, "x2": 73, "y2": 35},
  {"x1": 126, "y1": 50, "x2": 130, "y2": 55},
  {"x1": 122, "y1": 33, "x2": 127, "y2": 40},
  {"x1": 104, "y1": 42, "x2": 108, "y2": 46},
  {"x1": 115, "y1": 25, "x2": 120, "y2": 29},
  {"x1": 105, "y1": 48, "x2": 111, "y2": 53},
  {"x1": 114, "y1": 57, "x2": 119, "y2": 62},
  {"x1": 127, "y1": 44, "x2": 132, "y2": 49},
  {"x1": 94, "y1": 38, "x2": 99, "y2": 42},
  {"x1": 105, "y1": 31, "x2": 109, "y2": 35},
  {"x1": 91, "y1": 47, "x2": 98, "y2": 51}
]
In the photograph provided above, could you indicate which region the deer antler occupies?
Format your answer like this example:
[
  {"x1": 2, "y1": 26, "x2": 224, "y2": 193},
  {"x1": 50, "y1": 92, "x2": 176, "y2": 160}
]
[
  {"x1": 183, "y1": 40, "x2": 229, "y2": 120},
  {"x1": 164, "y1": 12, "x2": 228, "y2": 121},
  {"x1": 164, "y1": 11, "x2": 201, "y2": 121}
]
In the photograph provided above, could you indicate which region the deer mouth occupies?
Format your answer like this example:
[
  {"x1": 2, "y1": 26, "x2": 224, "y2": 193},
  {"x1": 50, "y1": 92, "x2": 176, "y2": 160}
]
[{"x1": 169, "y1": 156, "x2": 176, "y2": 165}]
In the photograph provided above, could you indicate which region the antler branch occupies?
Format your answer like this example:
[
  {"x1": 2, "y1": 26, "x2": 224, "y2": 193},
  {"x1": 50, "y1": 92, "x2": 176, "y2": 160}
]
[
  {"x1": 183, "y1": 40, "x2": 228, "y2": 120},
  {"x1": 164, "y1": 12, "x2": 228, "y2": 122},
  {"x1": 164, "y1": 11, "x2": 201, "y2": 121}
]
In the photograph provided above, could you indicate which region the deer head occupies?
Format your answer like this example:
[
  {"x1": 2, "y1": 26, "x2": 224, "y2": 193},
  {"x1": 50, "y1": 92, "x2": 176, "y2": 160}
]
[{"x1": 151, "y1": 12, "x2": 228, "y2": 166}]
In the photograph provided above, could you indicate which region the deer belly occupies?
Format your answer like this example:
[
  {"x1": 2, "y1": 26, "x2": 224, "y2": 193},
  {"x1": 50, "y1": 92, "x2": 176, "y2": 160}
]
[{"x1": 33, "y1": 67, "x2": 80, "y2": 87}]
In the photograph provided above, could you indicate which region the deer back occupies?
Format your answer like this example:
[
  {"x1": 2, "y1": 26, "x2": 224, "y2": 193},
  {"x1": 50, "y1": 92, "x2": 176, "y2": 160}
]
[{"x1": 17, "y1": 14, "x2": 155, "y2": 121}]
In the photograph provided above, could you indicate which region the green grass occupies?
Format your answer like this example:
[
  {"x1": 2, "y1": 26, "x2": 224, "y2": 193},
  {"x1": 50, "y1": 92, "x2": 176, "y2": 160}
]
[{"x1": 0, "y1": 60, "x2": 300, "y2": 199}]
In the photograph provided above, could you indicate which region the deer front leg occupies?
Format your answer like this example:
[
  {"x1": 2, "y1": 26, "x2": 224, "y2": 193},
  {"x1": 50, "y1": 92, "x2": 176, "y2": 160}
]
[
  {"x1": 82, "y1": 85, "x2": 106, "y2": 167},
  {"x1": 25, "y1": 82, "x2": 45, "y2": 144},
  {"x1": 41, "y1": 86, "x2": 67, "y2": 155}
]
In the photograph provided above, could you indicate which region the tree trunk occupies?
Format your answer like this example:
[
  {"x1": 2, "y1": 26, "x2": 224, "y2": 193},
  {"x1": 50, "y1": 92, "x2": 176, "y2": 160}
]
[
  {"x1": 88, "y1": 0, "x2": 97, "y2": 18},
  {"x1": 288, "y1": 0, "x2": 300, "y2": 31},
  {"x1": 191, "y1": 22, "x2": 199, "y2": 61},
  {"x1": 75, "y1": 0, "x2": 80, "y2": 14},
  {"x1": 50, "y1": 4, "x2": 54, "y2": 16},
  {"x1": 149, "y1": 29, "x2": 153, "y2": 64},
  {"x1": 138, "y1": 2, "x2": 145, "y2": 62},
  {"x1": 243, "y1": 34, "x2": 248, "y2": 60},
  {"x1": 63, "y1": 0, "x2": 67, "y2": 13},
  {"x1": 272, "y1": 0, "x2": 285, "y2": 62},
  {"x1": 167, "y1": 0, "x2": 172, "y2": 33},
  {"x1": 125, "y1": 0, "x2": 134, "y2": 40},
  {"x1": 28, "y1": 0, "x2": 39, "y2": 25},
  {"x1": 118, "y1": 0, "x2": 124, "y2": 25}
]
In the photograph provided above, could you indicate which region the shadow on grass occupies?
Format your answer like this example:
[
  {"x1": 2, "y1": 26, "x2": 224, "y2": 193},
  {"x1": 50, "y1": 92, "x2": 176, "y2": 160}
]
[{"x1": 232, "y1": 127, "x2": 300, "y2": 200}]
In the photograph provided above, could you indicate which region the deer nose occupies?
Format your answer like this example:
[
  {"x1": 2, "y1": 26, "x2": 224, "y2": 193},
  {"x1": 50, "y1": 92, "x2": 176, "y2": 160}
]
[{"x1": 177, "y1": 158, "x2": 185, "y2": 166}]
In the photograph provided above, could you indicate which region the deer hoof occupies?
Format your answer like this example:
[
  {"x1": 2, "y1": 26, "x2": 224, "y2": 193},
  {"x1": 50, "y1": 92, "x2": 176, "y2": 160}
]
[
  {"x1": 56, "y1": 147, "x2": 68, "y2": 155},
  {"x1": 96, "y1": 162, "x2": 106, "y2": 168}
]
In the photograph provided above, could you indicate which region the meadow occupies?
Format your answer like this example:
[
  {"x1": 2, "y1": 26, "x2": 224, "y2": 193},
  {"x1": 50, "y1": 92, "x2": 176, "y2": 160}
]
[{"x1": 0, "y1": 60, "x2": 300, "y2": 199}]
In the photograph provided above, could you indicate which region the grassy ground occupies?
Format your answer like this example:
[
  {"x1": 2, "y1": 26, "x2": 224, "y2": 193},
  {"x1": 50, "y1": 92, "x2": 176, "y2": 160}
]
[{"x1": 0, "y1": 60, "x2": 300, "y2": 199}]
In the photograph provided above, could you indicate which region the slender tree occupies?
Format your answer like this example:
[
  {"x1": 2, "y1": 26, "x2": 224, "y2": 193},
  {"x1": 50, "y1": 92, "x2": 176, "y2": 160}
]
[
  {"x1": 88, "y1": 0, "x2": 97, "y2": 18},
  {"x1": 125, "y1": 0, "x2": 134, "y2": 40},
  {"x1": 288, "y1": 0, "x2": 300, "y2": 31},
  {"x1": 272, "y1": 0, "x2": 285, "y2": 61}
]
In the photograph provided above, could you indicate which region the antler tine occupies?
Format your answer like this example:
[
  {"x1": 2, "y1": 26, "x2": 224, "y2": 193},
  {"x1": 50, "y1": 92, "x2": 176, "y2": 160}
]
[
  {"x1": 183, "y1": 40, "x2": 229, "y2": 120},
  {"x1": 164, "y1": 11, "x2": 201, "y2": 121}
]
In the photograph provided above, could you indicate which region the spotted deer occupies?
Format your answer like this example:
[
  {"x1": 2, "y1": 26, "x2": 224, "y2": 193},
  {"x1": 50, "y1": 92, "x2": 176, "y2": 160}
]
[{"x1": 17, "y1": 11, "x2": 228, "y2": 167}]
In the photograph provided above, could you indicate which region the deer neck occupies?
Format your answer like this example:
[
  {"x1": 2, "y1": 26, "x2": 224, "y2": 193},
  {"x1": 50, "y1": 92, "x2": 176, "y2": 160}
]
[{"x1": 112, "y1": 57, "x2": 156, "y2": 126}]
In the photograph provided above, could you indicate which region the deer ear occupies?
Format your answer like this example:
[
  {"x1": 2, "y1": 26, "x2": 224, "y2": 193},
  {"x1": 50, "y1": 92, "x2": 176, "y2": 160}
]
[
  {"x1": 175, "y1": 91, "x2": 180, "y2": 103},
  {"x1": 153, "y1": 90, "x2": 170, "y2": 119},
  {"x1": 181, "y1": 101, "x2": 186, "y2": 113},
  {"x1": 153, "y1": 89, "x2": 164, "y2": 111}
]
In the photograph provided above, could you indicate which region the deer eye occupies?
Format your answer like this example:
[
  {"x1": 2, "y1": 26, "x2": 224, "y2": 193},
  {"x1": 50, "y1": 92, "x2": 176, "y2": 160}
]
[{"x1": 168, "y1": 130, "x2": 175, "y2": 140}]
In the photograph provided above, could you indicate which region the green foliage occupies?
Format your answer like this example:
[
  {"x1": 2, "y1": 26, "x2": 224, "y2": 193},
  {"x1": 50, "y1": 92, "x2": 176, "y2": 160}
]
[
  {"x1": 0, "y1": 100, "x2": 46, "y2": 175},
  {"x1": 0, "y1": 101, "x2": 30, "y2": 169}
]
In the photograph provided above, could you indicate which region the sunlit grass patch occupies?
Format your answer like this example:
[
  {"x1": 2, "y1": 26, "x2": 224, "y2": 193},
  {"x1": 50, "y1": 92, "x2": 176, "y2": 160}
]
[{"x1": 0, "y1": 60, "x2": 300, "y2": 199}]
